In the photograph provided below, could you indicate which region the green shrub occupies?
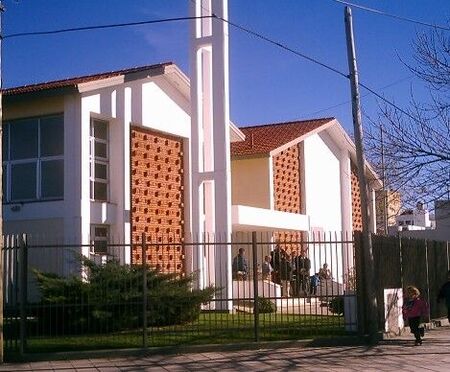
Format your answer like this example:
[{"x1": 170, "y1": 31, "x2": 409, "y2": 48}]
[
  {"x1": 328, "y1": 296, "x2": 344, "y2": 315},
  {"x1": 256, "y1": 296, "x2": 277, "y2": 313},
  {"x1": 33, "y1": 259, "x2": 216, "y2": 335}
]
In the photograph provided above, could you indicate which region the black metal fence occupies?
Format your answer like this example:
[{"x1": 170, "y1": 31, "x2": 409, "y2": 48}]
[
  {"x1": 372, "y1": 234, "x2": 450, "y2": 326},
  {"x1": 2, "y1": 231, "x2": 357, "y2": 360}
]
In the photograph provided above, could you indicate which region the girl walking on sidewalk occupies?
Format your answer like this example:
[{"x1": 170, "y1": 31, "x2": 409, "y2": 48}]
[{"x1": 402, "y1": 286, "x2": 429, "y2": 346}]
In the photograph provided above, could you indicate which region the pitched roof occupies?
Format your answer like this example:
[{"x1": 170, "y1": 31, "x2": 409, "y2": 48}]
[
  {"x1": 231, "y1": 118, "x2": 334, "y2": 157},
  {"x1": 3, "y1": 62, "x2": 173, "y2": 96}
]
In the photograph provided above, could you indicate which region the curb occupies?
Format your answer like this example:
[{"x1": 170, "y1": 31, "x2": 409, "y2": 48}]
[{"x1": 7, "y1": 336, "x2": 366, "y2": 363}]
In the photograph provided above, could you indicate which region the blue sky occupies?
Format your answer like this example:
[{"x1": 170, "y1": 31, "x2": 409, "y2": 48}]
[{"x1": 2, "y1": 0, "x2": 449, "y2": 133}]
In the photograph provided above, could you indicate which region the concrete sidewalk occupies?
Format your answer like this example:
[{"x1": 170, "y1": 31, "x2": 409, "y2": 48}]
[{"x1": 1, "y1": 326, "x2": 449, "y2": 371}]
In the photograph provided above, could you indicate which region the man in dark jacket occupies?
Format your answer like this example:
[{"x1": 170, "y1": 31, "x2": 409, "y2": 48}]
[
  {"x1": 294, "y1": 253, "x2": 311, "y2": 296},
  {"x1": 437, "y1": 270, "x2": 450, "y2": 322},
  {"x1": 232, "y1": 248, "x2": 249, "y2": 280},
  {"x1": 279, "y1": 253, "x2": 292, "y2": 297}
]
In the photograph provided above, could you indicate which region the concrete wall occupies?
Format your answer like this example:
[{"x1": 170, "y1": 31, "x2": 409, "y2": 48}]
[
  {"x1": 231, "y1": 157, "x2": 271, "y2": 209},
  {"x1": 4, "y1": 96, "x2": 65, "y2": 119}
]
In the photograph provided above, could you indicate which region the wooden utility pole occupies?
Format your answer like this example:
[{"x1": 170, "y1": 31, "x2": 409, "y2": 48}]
[
  {"x1": 344, "y1": 6, "x2": 379, "y2": 341},
  {"x1": 0, "y1": 0, "x2": 4, "y2": 362}
]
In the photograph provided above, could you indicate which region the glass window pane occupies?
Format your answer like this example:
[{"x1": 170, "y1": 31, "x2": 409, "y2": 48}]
[
  {"x1": 2, "y1": 124, "x2": 9, "y2": 161},
  {"x1": 11, "y1": 162, "x2": 36, "y2": 200},
  {"x1": 95, "y1": 227, "x2": 108, "y2": 238},
  {"x1": 41, "y1": 159, "x2": 64, "y2": 199},
  {"x1": 94, "y1": 240, "x2": 107, "y2": 254},
  {"x1": 95, "y1": 162, "x2": 107, "y2": 180},
  {"x1": 93, "y1": 120, "x2": 108, "y2": 140},
  {"x1": 10, "y1": 119, "x2": 38, "y2": 160},
  {"x1": 94, "y1": 182, "x2": 107, "y2": 201},
  {"x1": 95, "y1": 142, "x2": 107, "y2": 158},
  {"x1": 40, "y1": 116, "x2": 64, "y2": 156}
]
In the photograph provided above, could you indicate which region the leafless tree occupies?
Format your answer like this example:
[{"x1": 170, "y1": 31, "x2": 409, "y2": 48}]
[{"x1": 365, "y1": 27, "x2": 450, "y2": 213}]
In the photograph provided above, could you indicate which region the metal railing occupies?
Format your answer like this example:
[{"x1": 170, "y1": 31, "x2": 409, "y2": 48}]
[{"x1": 2, "y1": 231, "x2": 357, "y2": 359}]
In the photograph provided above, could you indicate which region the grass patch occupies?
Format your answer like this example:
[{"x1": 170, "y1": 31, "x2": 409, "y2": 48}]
[{"x1": 9, "y1": 312, "x2": 346, "y2": 356}]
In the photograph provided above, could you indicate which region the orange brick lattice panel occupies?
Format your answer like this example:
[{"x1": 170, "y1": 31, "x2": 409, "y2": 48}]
[
  {"x1": 130, "y1": 127, "x2": 185, "y2": 274},
  {"x1": 273, "y1": 144, "x2": 304, "y2": 253},
  {"x1": 351, "y1": 164, "x2": 363, "y2": 231}
]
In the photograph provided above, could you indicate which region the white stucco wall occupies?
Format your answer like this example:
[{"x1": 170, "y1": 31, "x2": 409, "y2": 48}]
[
  {"x1": 141, "y1": 77, "x2": 191, "y2": 138},
  {"x1": 304, "y1": 133, "x2": 342, "y2": 232},
  {"x1": 303, "y1": 133, "x2": 344, "y2": 282}
]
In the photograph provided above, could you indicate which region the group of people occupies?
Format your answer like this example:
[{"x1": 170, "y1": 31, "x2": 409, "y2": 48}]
[
  {"x1": 401, "y1": 270, "x2": 450, "y2": 346},
  {"x1": 232, "y1": 245, "x2": 333, "y2": 298}
]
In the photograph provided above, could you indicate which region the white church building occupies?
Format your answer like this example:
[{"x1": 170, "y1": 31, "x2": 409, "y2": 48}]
[{"x1": 2, "y1": 0, "x2": 381, "y2": 305}]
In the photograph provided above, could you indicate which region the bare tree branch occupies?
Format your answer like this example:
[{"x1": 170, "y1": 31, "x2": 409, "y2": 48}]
[{"x1": 365, "y1": 27, "x2": 450, "y2": 212}]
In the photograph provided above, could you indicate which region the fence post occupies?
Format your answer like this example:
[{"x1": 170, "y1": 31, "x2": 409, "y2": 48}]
[
  {"x1": 447, "y1": 240, "x2": 449, "y2": 271},
  {"x1": 398, "y1": 235, "x2": 403, "y2": 291},
  {"x1": 142, "y1": 233, "x2": 148, "y2": 348},
  {"x1": 19, "y1": 234, "x2": 28, "y2": 356},
  {"x1": 424, "y1": 239, "x2": 431, "y2": 315},
  {"x1": 354, "y1": 231, "x2": 365, "y2": 337},
  {"x1": 252, "y1": 232, "x2": 259, "y2": 342}
]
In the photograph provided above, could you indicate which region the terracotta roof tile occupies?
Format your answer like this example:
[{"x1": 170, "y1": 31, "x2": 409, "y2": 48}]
[
  {"x1": 231, "y1": 118, "x2": 334, "y2": 157},
  {"x1": 3, "y1": 62, "x2": 173, "y2": 96}
]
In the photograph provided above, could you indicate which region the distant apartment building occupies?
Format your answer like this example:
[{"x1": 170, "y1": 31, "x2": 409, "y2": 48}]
[
  {"x1": 375, "y1": 189, "x2": 401, "y2": 234},
  {"x1": 388, "y1": 200, "x2": 449, "y2": 242},
  {"x1": 395, "y1": 202, "x2": 432, "y2": 231}
]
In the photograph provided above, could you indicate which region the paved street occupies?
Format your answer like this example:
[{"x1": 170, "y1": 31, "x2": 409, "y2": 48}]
[{"x1": 1, "y1": 326, "x2": 449, "y2": 371}]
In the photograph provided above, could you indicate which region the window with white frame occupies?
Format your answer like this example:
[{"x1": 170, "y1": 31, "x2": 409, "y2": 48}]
[
  {"x1": 90, "y1": 225, "x2": 109, "y2": 254},
  {"x1": 89, "y1": 118, "x2": 109, "y2": 201},
  {"x1": 2, "y1": 114, "x2": 64, "y2": 202}
]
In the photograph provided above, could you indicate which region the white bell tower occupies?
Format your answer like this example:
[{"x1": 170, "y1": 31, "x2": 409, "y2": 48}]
[{"x1": 189, "y1": 0, "x2": 232, "y2": 309}]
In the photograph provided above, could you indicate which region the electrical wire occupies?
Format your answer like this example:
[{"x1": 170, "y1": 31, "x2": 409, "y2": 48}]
[
  {"x1": 212, "y1": 13, "x2": 349, "y2": 80},
  {"x1": 306, "y1": 75, "x2": 414, "y2": 116},
  {"x1": 215, "y1": 13, "x2": 425, "y2": 124},
  {"x1": 330, "y1": 0, "x2": 450, "y2": 31},
  {"x1": 2, "y1": 15, "x2": 214, "y2": 39},
  {"x1": 2, "y1": 8, "x2": 429, "y2": 124}
]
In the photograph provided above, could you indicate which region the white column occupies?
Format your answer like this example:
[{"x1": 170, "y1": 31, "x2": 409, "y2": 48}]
[
  {"x1": 190, "y1": 0, "x2": 232, "y2": 309},
  {"x1": 340, "y1": 150, "x2": 354, "y2": 289},
  {"x1": 63, "y1": 94, "x2": 82, "y2": 276},
  {"x1": 370, "y1": 187, "x2": 377, "y2": 233},
  {"x1": 340, "y1": 151, "x2": 352, "y2": 235},
  {"x1": 115, "y1": 86, "x2": 132, "y2": 264}
]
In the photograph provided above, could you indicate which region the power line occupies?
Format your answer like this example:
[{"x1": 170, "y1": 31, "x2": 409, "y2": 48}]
[
  {"x1": 2, "y1": 9, "x2": 429, "y2": 125},
  {"x1": 306, "y1": 75, "x2": 414, "y2": 116},
  {"x1": 330, "y1": 0, "x2": 450, "y2": 31},
  {"x1": 212, "y1": 13, "x2": 349, "y2": 80},
  {"x1": 358, "y1": 82, "x2": 421, "y2": 123},
  {"x1": 215, "y1": 13, "x2": 426, "y2": 124},
  {"x1": 2, "y1": 15, "x2": 214, "y2": 39}
]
